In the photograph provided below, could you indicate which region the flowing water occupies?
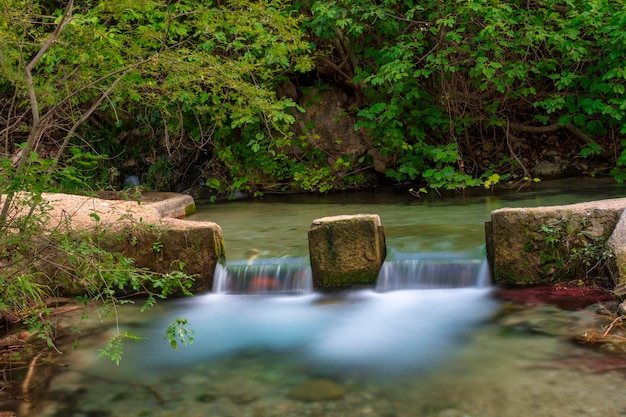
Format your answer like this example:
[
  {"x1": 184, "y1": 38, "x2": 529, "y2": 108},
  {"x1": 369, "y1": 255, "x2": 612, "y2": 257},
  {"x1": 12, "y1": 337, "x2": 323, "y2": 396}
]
[{"x1": 11, "y1": 178, "x2": 626, "y2": 417}]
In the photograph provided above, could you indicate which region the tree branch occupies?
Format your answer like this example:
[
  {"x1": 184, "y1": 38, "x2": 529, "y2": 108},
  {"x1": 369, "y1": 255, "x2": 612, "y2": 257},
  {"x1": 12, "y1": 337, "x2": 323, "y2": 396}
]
[
  {"x1": 51, "y1": 68, "x2": 133, "y2": 166},
  {"x1": 565, "y1": 123, "x2": 612, "y2": 159},
  {"x1": 25, "y1": 0, "x2": 74, "y2": 127},
  {"x1": 1, "y1": 0, "x2": 74, "y2": 232},
  {"x1": 508, "y1": 121, "x2": 611, "y2": 160}
]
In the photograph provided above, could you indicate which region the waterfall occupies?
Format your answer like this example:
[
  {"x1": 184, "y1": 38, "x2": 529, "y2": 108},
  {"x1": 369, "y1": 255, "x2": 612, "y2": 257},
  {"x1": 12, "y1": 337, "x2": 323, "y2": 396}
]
[
  {"x1": 376, "y1": 247, "x2": 491, "y2": 291},
  {"x1": 213, "y1": 257, "x2": 313, "y2": 294}
]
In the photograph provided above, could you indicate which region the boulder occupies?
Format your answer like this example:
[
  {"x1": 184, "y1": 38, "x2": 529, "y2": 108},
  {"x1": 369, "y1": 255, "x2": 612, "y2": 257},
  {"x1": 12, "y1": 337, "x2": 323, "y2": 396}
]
[
  {"x1": 308, "y1": 214, "x2": 386, "y2": 288},
  {"x1": 487, "y1": 198, "x2": 626, "y2": 286},
  {"x1": 292, "y1": 84, "x2": 393, "y2": 175}
]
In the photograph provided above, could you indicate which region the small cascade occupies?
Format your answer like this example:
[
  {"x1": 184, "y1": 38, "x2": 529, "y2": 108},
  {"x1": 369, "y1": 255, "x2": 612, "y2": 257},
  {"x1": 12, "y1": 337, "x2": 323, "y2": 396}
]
[
  {"x1": 213, "y1": 257, "x2": 313, "y2": 294},
  {"x1": 376, "y1": 247, "x2": 491, "y2": 292}
]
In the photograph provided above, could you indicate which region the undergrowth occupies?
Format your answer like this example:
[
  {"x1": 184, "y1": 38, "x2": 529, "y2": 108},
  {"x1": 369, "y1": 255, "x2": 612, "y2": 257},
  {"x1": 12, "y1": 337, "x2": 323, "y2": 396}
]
[{"x1": 0, "y1": 153, "x2": 196, "y2": 364}]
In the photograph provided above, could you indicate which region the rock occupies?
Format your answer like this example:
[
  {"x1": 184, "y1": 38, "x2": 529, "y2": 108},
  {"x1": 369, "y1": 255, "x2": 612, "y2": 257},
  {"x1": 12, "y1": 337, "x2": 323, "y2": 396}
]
[
  {"x1": 100, "y1": 217, "x2": 225, "y2": 293},
  {"x1": 287, "y1": 379, "x2": 347, "y2": 402},
  {"x1": 308, "y1": 214, "x2": 386, "y2": 288},
  {"x1": 435, "y1": 410, "x2": 466, "y2": 417},
  {"x1": 607, "y1": 210, "x2": 626, "y2": 293},
  {"x1": 123, "y1": 175, "x2": 141, "y2": 187},
  {"x1": 227, "y1": 392, "x2": 258, "y2": 404},
  {"x1": 295, "y1": 85, "x2": 369, "y2": 166},
  {"x1": 5, "y1": 192, "x2": 225, "y2": 295},
  {"x1": 486, "y1": 198, "x2": 626, "y2": 285},
  {"x1": 195, "y1": 393, "x2": 217, "y2": 403},
  {"x1": 531, "y1": 160, "x2": 566, "y2": 178}
]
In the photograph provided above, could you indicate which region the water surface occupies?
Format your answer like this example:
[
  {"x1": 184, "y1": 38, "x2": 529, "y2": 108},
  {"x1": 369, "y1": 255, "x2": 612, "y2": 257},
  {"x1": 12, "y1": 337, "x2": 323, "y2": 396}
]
[
  {"x1": 19, "y1": 178, "x2": 626, "y2": 417},
  {"x1": 188, "y1": 177, "x2": 626, "y2": 259}
]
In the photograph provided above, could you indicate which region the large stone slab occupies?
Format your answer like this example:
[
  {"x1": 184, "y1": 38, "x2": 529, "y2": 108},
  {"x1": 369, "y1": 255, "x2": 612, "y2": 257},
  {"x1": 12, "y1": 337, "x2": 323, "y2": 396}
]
[
  {"x1": 487, "y1": 198, "x2": 626, "y2": 286},
  {"x1": 308, "y1": 214, "x2": 386, "y2": 288},
  {"x1": 4, "y1": 192, "x2": 223, "y2": 294},
  {"x1": 99, "y1": 217, "x2": 224, "y2": 293}
]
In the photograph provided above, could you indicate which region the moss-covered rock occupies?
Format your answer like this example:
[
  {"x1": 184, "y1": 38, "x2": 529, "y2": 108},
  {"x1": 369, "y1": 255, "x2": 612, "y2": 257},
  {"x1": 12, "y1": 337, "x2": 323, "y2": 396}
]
[
  {"x1": 308, "y1": 214, "x2": 386, "y2": 288},
  {"x1": 487, "y1": 198, "x2": 626, "y2": 286},
  {"x1": 100, "y1": 218, "x2": 224, "y2": 293}
]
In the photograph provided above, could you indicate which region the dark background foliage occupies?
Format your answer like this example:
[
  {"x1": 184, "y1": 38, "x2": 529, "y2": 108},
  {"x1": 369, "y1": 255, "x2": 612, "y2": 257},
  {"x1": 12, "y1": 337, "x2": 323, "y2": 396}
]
[{"x1": 2, "y1": 0, "x2": 626, "y2": 198}]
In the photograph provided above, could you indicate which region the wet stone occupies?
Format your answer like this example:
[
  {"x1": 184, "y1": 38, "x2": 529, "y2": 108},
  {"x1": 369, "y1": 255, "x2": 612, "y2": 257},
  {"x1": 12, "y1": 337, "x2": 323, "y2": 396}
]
[
  {"x1": 498, "y1": 305, "x2": 583, "y2": 337},
  {"x1": 287, "y1": 379, "x2": 347, "y2": 402}
]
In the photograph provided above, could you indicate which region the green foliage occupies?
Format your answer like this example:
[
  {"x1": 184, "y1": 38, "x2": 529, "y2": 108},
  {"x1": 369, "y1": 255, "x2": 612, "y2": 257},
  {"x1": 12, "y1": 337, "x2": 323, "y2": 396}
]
[
  {"x1": 164, "y1": 318, "x2": 194, "y2": 350},
  {"x1": 146, "y1": 157, "x2": 174, "y2": 191},
  {"x1": 4, "y1": 0, "x2": 626, "y2": 194},
  {"x1": 56, "y1": 147, "x2": 112, "y2": 192},
  {"x1": 304, "y1": 0, "x2": 626, "y2": 190},
  {"x1": 538, "y1": 218, "x2": 614, "y2": 282},
  {"x1": 1, "y1": 0, "x2": 314, "y2": 195},
  {"x1": 98, "y1": 332, "x2": 145, "y2": 366},
  {"x1": 0, "y1": 149, "x2": 195, "y2": 363}
]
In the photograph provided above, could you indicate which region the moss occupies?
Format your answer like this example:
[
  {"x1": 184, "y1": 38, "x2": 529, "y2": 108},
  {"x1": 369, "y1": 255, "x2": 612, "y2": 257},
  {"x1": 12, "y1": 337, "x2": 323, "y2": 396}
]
[
  {"x1": 184, "y1": 202, "x2": 196, "y2": 217},
  {"x1": 320, "y1": 270, "x2": 378, "y2": 287},
  {"x1": 214, "y1": 233, "x2": 226, "y2": 259}
]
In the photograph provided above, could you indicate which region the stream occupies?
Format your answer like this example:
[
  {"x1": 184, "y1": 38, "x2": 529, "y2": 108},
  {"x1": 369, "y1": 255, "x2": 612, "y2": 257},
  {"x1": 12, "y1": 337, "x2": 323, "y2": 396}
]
[{"x1": 9, "y1": 178, "x2": 626, "y2": 417}]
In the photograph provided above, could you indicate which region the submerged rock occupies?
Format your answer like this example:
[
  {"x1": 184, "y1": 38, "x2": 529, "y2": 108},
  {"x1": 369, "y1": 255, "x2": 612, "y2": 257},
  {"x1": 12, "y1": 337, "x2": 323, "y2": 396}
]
[{"x1": 287, "y1": 379, "x2": 347, "y2": 402}]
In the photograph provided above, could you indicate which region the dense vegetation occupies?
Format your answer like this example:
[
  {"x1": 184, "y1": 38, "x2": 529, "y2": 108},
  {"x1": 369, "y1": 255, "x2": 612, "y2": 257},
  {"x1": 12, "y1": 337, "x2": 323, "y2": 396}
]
[
  {"x1": 2, "y1": 0, "x2": 626, "y2": 361},
  {"x1": 2, "y1": 0, "x2": 626, "y2": 199}
]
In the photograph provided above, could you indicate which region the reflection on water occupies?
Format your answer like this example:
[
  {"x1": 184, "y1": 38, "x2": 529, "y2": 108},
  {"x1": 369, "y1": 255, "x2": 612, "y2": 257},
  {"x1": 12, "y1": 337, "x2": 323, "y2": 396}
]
[{"x1": 188, "y1": 177, "x2": 626, "y2": 260}]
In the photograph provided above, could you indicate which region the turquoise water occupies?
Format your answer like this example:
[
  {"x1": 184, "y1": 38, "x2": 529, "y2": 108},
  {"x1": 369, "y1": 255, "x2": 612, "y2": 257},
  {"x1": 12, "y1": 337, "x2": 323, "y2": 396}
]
[{"x1": 11, "y1": 178, "x2": 626, "y2": 417}]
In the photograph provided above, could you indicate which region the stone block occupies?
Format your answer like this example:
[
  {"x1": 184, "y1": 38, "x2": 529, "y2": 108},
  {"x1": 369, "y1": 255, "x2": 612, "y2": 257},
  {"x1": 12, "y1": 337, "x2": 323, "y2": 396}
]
[
  {"x1": 100, "y1": 218, "x2": 225, "y2": 293},
  {"x1": 488, "y1": 198, "x2": 626, "y2": 285},
  {"x1": 308, "y1": 214, "x2": 386, "y2": 288},
  {"x1": 26, "y1": 192, "x2": 223, "y2": 295}
]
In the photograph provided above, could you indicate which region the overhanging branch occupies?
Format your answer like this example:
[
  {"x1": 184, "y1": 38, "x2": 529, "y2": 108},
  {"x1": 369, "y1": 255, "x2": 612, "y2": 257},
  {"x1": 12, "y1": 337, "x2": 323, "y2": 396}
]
[{"x1": 508, "y1": 121, "x2": 611, "y2": 160}]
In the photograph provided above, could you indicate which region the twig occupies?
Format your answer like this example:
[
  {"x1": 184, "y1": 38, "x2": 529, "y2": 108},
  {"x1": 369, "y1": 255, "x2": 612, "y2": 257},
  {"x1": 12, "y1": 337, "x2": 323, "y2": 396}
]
[
  {"x1": 20, "y1": 351, "x2": 44, "y2": 399},
  {"x1": 602, "y1": 316, "x2": 623, "y2": 339}
]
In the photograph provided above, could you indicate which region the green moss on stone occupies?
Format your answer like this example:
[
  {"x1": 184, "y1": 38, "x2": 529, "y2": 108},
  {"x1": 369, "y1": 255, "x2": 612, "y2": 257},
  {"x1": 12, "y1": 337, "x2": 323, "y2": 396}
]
[
  {"x1": 320, "y1": 270, "x2": 378, "y2": 287},
  {"x1": 184, "y1": 203, "x2": 196, "y2": 216}
]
